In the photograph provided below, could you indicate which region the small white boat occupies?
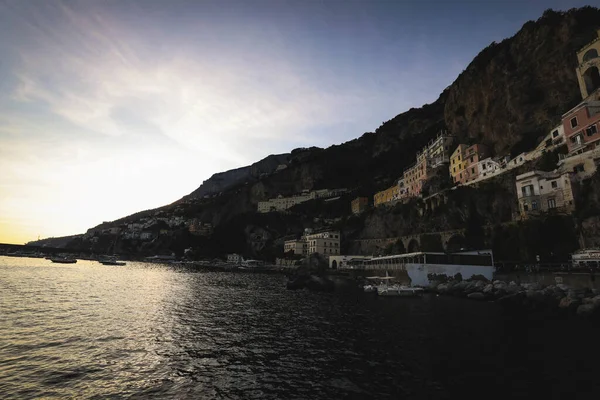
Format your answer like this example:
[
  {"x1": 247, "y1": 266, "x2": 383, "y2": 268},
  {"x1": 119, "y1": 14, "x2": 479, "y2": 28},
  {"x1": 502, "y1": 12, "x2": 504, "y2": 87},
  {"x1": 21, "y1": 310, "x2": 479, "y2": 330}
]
[
  {"x1": 378, "y1": 285, "x2": 424, "y2": 297},
  {"x1": 99, "y1": 257, "x2": 126, "y2": 266},
  {"x1": 363, "y1": 284, "x2": 377, "y2": 293},
  {"x1": 374, "y1": 274, "x2": 423, "y2": 297}
]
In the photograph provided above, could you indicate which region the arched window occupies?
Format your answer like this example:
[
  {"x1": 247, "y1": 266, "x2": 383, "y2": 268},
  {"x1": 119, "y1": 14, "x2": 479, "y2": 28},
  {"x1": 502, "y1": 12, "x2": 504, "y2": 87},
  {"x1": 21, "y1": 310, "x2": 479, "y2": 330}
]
[
  {"x1": 583, "y1": 49, "x2": 599, "y2": 63},
  {"x1": 584, "y1": 66, "x2": 600, "y2": 95}
]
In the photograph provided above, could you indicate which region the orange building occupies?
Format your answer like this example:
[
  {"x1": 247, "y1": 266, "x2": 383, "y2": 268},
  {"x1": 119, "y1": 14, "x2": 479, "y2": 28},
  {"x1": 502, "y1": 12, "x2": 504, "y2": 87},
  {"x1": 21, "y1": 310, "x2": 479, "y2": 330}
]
[
  {"x1": 449, "y1": 143, "x2": 491, "y2": 184},
  {"x1": 374, "y1": 185, "x2": 400, "y2": 207}
]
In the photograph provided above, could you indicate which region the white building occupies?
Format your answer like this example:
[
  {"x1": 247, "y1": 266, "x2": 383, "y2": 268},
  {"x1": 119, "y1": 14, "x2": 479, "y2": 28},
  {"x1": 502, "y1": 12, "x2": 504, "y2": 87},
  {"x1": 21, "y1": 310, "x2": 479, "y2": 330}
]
[
  {"x1": 515, "y1": 170, "x2": 577, "y2": 218},
  {"x1": 305, "y1": 230, "x2": 341, "y2": 257},
  {"x1": 258, "y1": 188, "x2": 347, "y2": 213},
  {"x1": 284, "y1": 239, "x2": 308, "y2": 255},
  {"x1": 506, "y1": 152, "x2": 528, "y2": 169},
  {"x1": 227, "y1": 253, "x2": 243, "y2": 265},
  {"x1": 424, "y1": 132, "x2": 456, "y2": 169}
]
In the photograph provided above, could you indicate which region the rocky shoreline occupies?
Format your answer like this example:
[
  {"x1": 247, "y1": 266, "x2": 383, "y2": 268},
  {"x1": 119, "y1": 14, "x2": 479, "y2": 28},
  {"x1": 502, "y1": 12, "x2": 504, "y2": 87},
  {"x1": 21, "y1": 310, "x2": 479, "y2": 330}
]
[{"x1": 427, "y1": 278, "x2": 600, "y2": 317}]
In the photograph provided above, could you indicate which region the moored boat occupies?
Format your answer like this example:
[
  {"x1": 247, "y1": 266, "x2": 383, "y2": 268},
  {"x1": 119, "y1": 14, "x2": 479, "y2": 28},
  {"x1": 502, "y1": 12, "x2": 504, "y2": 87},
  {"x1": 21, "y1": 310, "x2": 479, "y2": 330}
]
[
  {"x1": 98, "y1": 256, "x2": 126, "y2": 266},
  {"x1": 50, "y1": 257, "x2": 77, "y2": 264}
]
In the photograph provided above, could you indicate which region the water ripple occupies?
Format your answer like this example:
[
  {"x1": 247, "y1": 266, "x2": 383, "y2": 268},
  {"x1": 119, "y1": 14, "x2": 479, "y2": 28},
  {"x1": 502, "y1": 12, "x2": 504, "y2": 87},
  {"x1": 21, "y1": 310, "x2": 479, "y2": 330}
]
[{"x1": 2, "y1": 257, "x2": 600, "y2": 399}]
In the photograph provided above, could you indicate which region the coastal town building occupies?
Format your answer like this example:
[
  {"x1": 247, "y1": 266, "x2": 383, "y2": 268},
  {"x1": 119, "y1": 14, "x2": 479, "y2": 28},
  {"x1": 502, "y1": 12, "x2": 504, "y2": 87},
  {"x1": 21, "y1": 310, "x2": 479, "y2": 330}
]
[
  {"x1": 258, "y1": 188, "x2": 347, "y2": 213},
  {"x1": 305, "y1": 230, "x2": 340, "y2": 256},
  {"x1": 523, "y1": 125, "x2": 567, "y2": 162},
  {"x1": 424, "y1": 132, "x2": 456, "y2": 168},
  {"x1": 515, "y1": 170, "x2": 577, "y2": 218},
  {"x1": 374, "y1": 185, "x2": 400, "y2": 207},
  {"x1": 450, "y1": 143, "x2": 491, "y2": 184},
  {"x1": 227, "y1": 253, "x2": 243, "y2": 264},
  {"x1": 328, "y1": 255, "x2": 371, "y2": 270},
  {"x1": 281, "y1": 229, "x2": 341, "y2": 259},
  {"x1": 351, "y1": 197, "x2": 369, "y2": 214},
  {"x1": 284, "y1": 239, "x2": 308, "y2": 255},
  {"x1": 575, "y1": 29, "x2": 600, "y2": 100},
  {"x1": 562, "y1": 99, "x2": 600, "y2": 155},
  {"x1": 450, "y1": 144, "x2": 467, "y2": 184},
  {"x1": 558, "y1": 147, "x2": 600, "y2": 180},
  {"x1": 393, "y1": 131, "x2": 456, "y2": 200},
  {"x1": 397, "y1": 177, "x2": 409, "y2": 200}
]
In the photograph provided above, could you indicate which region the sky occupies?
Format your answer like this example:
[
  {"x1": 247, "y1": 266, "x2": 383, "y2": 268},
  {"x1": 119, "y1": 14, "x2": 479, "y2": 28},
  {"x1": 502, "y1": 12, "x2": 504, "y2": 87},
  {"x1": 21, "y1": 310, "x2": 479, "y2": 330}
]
[{"x1": 0, "y1": 0, "x2": 592, "y2": 244}]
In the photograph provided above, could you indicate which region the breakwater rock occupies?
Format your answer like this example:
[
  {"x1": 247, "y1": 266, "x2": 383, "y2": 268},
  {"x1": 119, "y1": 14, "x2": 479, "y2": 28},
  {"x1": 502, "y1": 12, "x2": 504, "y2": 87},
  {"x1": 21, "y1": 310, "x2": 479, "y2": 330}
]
[{"x1": 428, "y1": 279, "x2": 600, "y2": 317}]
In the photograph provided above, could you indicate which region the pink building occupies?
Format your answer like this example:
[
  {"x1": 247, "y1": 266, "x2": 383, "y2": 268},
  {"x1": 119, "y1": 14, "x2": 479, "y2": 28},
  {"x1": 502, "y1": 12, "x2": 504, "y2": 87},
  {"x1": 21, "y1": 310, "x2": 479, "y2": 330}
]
[{"x1": 562, "y1": 100, "x2": 600, "y2": 155}]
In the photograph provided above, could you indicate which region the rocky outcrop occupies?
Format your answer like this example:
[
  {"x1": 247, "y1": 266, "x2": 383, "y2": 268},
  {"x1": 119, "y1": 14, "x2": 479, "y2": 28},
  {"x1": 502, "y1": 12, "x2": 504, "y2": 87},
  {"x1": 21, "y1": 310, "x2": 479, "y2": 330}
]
[
  {"x1": 427, "y1": 278, "x2": 600, "y2": 317},
  {"x1": 186, "y1": 153, "x2": 291, "y2": 199},
  {"x1": 444, "y1": 7, "x2": 600, "y2": 156}
]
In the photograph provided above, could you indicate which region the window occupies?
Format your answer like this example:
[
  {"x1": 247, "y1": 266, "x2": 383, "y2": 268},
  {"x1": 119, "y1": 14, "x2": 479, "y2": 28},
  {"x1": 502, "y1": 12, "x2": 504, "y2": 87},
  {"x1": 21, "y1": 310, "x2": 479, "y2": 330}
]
[
  {"x1": 571, "y1": 117, "x2": 578, "y2": 128},
  {"x1": 548, "y1": 198, "x2": 556, "y2": 209},
  {"x1": 552, "y1": 130, "x2": 559, "y2": 138},
  {"x1": 532, "y1": 201, "x2": 538, "y2": 210},
  {"x1": 471, "y1": 167, "x2": 475, "y2": 174},
  {"x1": 523, "y1": 203, "x2": 529, "y2": 212},
  {"x1": 522, "y1": 185, "x2": 534, "y2": 197},
  {"x1": 586, "y1": 125, "x2": 598, "y2": 136},
  {"x1": 540, "y1": 186, "x2": 543, "y2": 190},
  {"x1": 551, "y1": 181, "x2": 558, "y2": 188},
  {"x1": 453, "y1": 167, "x2": 456, "y2": 173},
  {"x1": 470, "y1": 156, "x2": 474, "y2": 163},
  {"x1": 574, "y1": 164, "x2": 585, "y2": 173}
]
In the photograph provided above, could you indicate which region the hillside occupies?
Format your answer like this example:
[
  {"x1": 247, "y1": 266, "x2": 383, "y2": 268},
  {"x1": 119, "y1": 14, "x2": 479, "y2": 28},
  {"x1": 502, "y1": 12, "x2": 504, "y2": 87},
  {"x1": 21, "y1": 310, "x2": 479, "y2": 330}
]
[{"x1": 32, "y1": 6, "x2": 600, "y2": 262}]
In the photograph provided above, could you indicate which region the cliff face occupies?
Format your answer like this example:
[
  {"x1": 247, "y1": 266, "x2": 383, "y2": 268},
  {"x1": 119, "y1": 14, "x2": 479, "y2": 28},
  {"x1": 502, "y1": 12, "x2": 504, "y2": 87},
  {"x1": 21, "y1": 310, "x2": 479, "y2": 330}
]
[{"x1": 444, "y1": 7, "x2": 600, "y2": 156}]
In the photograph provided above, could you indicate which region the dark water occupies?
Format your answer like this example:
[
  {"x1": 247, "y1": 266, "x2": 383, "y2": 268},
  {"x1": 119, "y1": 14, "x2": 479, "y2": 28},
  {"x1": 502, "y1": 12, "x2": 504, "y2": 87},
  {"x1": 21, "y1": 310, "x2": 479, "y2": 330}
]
[{"x1": 2, "y1": 257, "x2": 600, "y2": 399}]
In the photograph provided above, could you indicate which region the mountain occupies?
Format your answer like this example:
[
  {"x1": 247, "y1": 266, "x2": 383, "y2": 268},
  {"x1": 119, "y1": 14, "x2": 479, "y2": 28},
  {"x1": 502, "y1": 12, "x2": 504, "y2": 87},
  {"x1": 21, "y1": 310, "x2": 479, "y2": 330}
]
[
  {"x1": 34, "y1": 7, "x2": 600, "y2": 262},
  {"x1": 444, "y1": 7, "x2": 600, "y2": 156},
  {"x1": 184, "y1": 153, "x2": 291, "y2": 200}
]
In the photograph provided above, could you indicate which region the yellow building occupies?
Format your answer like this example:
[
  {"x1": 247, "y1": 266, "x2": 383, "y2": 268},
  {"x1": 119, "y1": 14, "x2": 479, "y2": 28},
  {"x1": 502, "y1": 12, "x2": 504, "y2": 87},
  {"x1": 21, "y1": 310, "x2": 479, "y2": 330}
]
[
  {"x1": 449, "y1": 144, "x2": 467, "y2": 184},
  {"x1": 374, "y1": 185, "x2": 400, "y2": 207}
]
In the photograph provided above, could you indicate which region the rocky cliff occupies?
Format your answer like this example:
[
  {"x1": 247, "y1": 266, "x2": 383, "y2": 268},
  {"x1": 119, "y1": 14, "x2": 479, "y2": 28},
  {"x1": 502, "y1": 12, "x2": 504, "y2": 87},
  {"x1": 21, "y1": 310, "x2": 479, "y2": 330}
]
[{"x1": 445, "y1": 7, "x2": 600, "y2": 156}]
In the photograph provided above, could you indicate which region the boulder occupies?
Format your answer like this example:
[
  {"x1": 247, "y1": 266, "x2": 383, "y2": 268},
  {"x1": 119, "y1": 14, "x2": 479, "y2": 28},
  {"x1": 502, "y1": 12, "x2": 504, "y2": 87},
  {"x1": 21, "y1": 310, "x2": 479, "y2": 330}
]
[
  {"x1": 483, "y1": 284, "x2": 494, "y2": 294},
  {"x1": 576, "y1": 303, "x2": 599, "y2": 317},
  {"x1": 467, "y1": 292, "x2": 485, "y2": 300},
  {"x1": 429, "y1": 280, "x2": 441, "y2": 290},
  {"x1": 437, "y1": 283, "x2": 449, "y2": 293},
  {"x1": 522, "y1": 282, "x2": 541, "y2": 291},
  {"x1": 558, "y1": 297, "x2": 581, "y2": 312},
  {"x1": 474, "y1": 280, "x2": 486, "y2": 288},
  {"x1": 506, "y1": 284, "x2": 523, "y2": 294},
  {"x1": 494, "y1": 282, "x2": 507, "y2": 291},
  {"x1": 557, "y1": 284, "x2": 570, "y2": 291}
]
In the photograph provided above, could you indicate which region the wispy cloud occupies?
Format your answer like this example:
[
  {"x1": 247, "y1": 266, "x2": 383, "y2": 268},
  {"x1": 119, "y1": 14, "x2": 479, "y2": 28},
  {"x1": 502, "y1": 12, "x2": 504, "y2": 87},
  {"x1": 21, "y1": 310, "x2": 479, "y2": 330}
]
[{"x1": 1, "y1": 0, "x2": 498, "y2": 243}]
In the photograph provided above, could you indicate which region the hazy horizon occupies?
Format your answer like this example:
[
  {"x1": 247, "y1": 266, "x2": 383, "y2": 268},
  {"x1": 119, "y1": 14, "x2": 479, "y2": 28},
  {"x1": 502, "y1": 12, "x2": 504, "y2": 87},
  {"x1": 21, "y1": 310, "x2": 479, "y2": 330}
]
[{"x1": 0, "y1": 0, "x2": 592, "y2": 244}]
